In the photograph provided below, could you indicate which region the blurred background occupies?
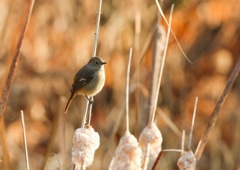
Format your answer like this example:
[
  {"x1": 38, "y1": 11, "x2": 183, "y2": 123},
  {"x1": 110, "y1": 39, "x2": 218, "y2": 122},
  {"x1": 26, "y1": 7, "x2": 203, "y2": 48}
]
[{"x1": 0, "y1": 0, "x2": 239, "y2": 169}]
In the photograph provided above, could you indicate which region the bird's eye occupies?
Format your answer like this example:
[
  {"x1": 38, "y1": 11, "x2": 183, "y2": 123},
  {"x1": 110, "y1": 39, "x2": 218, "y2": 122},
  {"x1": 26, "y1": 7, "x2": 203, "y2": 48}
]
[{"x1": 95, "y1": 61, "x2": 98, "y2": 64}]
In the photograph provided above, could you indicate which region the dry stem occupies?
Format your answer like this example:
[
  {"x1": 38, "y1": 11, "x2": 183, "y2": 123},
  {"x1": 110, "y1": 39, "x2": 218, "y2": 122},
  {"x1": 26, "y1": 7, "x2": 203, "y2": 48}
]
[
  {"x1": 182, "y1": 130, "x2": 186, "y2": 152},
  {"x1": 126, "y1": 48, "x2": 133, "y2": 132},
  {"x1": 82, "y1": 98, "x2": 89, "y2": 128},
  {"x1": 195, "y1": 58, "x2": 240, "y2": 160},
  {"x1": 150, "y1": 4, "x2": 174, "y2": 123},
  {"x1": 92, "y1": 0, "x2": 102, "y2": 58},
  {"x1": 0, "y1": 0, "x2": 35, "y2": 118},
  {"x1": 87, "y1": 0, "x2": 103, "y2": 125},
  {"x1": 148, "y1": 20, "x2": 165, "y2": 123},
  {"x1": 151, "y1": 151, "x2": 163, "y2": 170},
  {"x1": 0, "y1": 1, "x2": 35, "y2": 169},
  {"x1": 188, "y1": 97, "x2": 198, "y2": 149},
  {"x1": 142, "y1": 143, "x2": 150, "y2": 170},
  {"x1": 155, "y1": 0, "x2": 192, "y2": 63},
  {"x1": 20, "y1": 111, "x2": 30, "y2": 170},
  {"x1": 151, "y1": 149, "x2": 183, "y2": 170}
]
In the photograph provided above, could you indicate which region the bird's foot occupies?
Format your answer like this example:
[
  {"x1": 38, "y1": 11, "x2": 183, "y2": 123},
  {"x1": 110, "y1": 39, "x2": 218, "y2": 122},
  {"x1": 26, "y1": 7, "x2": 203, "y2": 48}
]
[{"x1": 85, "y1": 94, "x2": 94, "y2": 104}]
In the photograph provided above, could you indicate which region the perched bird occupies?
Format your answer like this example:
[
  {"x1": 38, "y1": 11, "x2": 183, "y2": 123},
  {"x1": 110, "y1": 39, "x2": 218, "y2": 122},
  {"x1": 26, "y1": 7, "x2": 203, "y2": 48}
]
[{"x1": 65, "y1": 57, "x2": 106, "y2": 113}]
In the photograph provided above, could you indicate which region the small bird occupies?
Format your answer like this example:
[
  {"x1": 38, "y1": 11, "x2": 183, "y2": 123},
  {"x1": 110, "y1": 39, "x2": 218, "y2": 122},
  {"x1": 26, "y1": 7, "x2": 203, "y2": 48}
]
[{"x1": 65, "y1": 57, "x2": 106, "y2": 113}]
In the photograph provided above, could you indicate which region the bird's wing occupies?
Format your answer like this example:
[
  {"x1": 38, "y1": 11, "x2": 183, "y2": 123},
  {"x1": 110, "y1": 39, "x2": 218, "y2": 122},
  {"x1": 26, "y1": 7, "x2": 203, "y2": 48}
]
[
  {"x1": 74, "y1": 68, "x2": 97, "y2": 83},
  {"x1": 73, "y1": 65, "x2": 97, "y2": 83},
  {"x1": 71, "y1": 66, "x2": 97, "y2": 93},
  {"x1": 71, "y1": 78, "x2": 87, "y2": 94}
]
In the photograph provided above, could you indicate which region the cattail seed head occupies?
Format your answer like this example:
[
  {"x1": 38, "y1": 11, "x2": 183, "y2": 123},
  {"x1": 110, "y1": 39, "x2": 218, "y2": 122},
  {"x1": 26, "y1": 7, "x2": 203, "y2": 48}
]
[
  {"x1": 109, "y1": 131, "x2": 142, "y2": 170},
  {"x1": 72, "y1": 125, "x2": 100, "y2": 168},
  {"x1": 139, "y1": 122, "x2": 163, "y2": 168},
  {"x1": 177, "y1": 149, "x2": 196, "y2": 170}
]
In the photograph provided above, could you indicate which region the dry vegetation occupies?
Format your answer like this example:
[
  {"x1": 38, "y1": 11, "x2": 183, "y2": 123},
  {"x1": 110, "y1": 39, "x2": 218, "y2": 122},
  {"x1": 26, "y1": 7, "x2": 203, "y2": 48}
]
[{"x1": 0, "y1": 0, "x2": 239, "y2": 169}]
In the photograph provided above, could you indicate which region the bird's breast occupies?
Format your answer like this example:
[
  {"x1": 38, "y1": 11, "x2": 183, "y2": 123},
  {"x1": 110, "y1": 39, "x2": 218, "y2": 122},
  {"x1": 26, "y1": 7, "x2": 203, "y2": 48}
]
[{"x1": 80, "y1": 66, "x2": 105, "y2": 97}]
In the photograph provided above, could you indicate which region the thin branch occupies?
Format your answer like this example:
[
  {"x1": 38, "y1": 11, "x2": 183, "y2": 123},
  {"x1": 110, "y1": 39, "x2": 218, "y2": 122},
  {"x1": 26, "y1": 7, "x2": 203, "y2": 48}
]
[
  {"x1": 87, "y1": 98, "x2": 93, "y2": 125},
  {"x1": 148, "y1": 20, "x2": 166, "y2": 123},
  {"x1": 21, "y1": 111, "x2": 30, "y2": 170},
  {"x1": 59, "y1": 98, "x2": 66, "y2": 169},
  {"x1": 126, "y1": 48, "x2": 133, "y2": 132},
  {"x1": 151, "y1": 148, "x2": 184, "y2": 170},
  {"x1": 81, "y1": 162, "x2": 86, "y2": 170},
  {"x1": 87, "y1": 0, "x2": 103, "y2": 125},
  {"x1": 92, "y1": 0, "x2": 102, "y2": 58},
  {"x1": 150, "y1": 5, "x2": 174, "y2": 123},
  {"x1": 181, "y1": 130, "x2": 185, "y2": 153},
  {"x1": 188, "y1": 97, "x2": 198, "y2": 149},
  {"x1": 82, "y1": 98, "x2": 89, "y2": 128},
  {"x1": 0, "y1": 1, "x2": 35, "y2": 169},
  {"x1": 151, "y1": 151, "x2": 163, "y2": 170},
  {"x1": 0, "y1": 0, "x2": 35, "y2": 119},
  {"x1": 162, "y1": 149, "x2": 182, "y2": 152},
  {"x1": 74, "y1": 164, "x2": 80, "y2": 170},
  {"x1": 142, "y1": 143, "x2": 150, "y2": 170},
  {"x1": 154, "y1": 0, "x2": 192, "y2": 64},
  {"x1": 195, "y1": 58, "x2": 240, "y2": 160}
]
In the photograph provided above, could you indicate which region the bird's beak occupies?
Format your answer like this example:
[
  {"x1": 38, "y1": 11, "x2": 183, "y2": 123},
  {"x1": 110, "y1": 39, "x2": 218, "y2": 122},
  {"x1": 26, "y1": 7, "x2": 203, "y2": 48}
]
[{"x1": 102, "y1": 61, "x2": 107, "y2": 65}]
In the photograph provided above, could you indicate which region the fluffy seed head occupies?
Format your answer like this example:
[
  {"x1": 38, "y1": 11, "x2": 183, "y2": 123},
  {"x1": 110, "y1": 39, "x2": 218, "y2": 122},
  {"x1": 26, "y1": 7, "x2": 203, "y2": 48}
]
[
  {"x1": 139, "y1": 123, "x2": 163, "y2": 168},
  {"x1": 109, "y1": 131, "x2": 142, "y2": 170},
  {"x1": 72, "y1": 125, "x2": 100, "y2": 167},
  {"x1": 177, "y1": 149, "x2": 196, "y2": 170}
]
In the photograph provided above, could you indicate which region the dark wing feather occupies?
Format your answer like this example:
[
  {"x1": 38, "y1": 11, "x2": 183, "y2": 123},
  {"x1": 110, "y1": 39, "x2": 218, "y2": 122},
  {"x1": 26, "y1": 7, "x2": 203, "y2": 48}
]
[{"x1": 71, "y1": 65, "x2": 97, "y2": 94}]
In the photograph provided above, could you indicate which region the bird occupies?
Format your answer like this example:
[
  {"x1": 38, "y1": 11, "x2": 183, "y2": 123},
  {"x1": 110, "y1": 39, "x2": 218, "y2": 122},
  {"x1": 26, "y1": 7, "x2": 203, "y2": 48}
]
[{"x1": 65, "y1": 57, "x2": 106, "y2": 113}]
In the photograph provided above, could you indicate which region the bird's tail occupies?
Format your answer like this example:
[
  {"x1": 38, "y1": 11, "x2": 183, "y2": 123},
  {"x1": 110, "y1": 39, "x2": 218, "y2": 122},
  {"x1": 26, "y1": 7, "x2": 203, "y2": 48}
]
[{"x1": 65, "y1": 93, "x2": 75, "y2": 114}]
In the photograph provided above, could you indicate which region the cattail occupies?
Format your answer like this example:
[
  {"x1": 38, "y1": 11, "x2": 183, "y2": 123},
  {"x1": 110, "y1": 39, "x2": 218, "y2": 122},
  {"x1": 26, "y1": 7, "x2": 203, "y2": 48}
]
[
  {"x1": 137, "y1": 5, "x2": 173, "y2": 170},
  {"x1": 139, "y1": 122, "x2": 163, "y2": 169},
  {"x1": 109, "y1": 131, "x2": 142, "y2": 170},
  {"x1": 109, "y1": 48, "x2": 142, "y2": 170},
  {"x1": 177, "y1": 97, "x2": 198, "y2": 170},
  {"x1": 177, "y1": 149, "x2": 196, "y2": 170},
  {"x1": 72, "y1": 125, "x2": 100, "y2": 169}
]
